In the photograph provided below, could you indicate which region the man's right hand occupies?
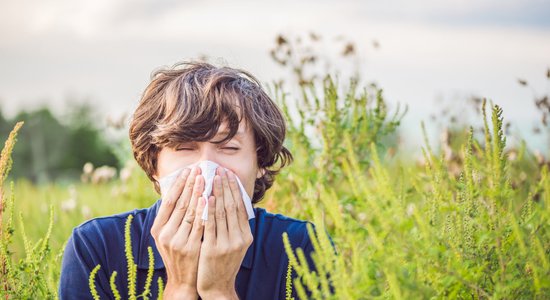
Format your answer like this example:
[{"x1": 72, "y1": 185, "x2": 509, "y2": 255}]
[{"x1": 150, "y1": 166, "x2": 206, "y2": 300}]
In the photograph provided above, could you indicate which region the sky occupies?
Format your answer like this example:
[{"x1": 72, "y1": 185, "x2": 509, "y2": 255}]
[{"x1": 0, "y1": 0, "x2": 549, "y2": 152}]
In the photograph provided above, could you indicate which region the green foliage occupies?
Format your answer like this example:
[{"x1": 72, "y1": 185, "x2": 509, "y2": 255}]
[
  {"x1": 0, "y1": 72, "x2": 549, "y2": 299},
  {"x1": 89, "y1": 265, "x2": 101, "y2": 300},
  {"x1": 0, "y1": 104, "x2": 120, "y2": 183},
  {"x1": 279, "y1": 87, "x2": 550, "y2": 298},
  {"x1": 285, "y1": 261, "x2": 295, "y2": 300},
  {"x1": 87, "y1": 215, "x2": 160, "y2": 300},
  {"x1": 125, "y1": 214, "x2": 138, "y2": 300},
  {"x1": 1, "y1": 122, "x2": 60, "y2": 299},
  {"x1": 142, "y1": 247, "x2": 155, "y2": 299},
  {"x1": 110, "y1": 271, "x2": 121, "y2": 300},
  {"x1": 157, "y1": 276, "x2": 164, "y2": 299}
]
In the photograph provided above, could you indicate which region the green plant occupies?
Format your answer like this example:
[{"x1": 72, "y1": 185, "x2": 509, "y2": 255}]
[
  {"x1": 1, "y1": 64, "x2": 549, "y2": 299},
  {"x1": 87, "y1": 214, "x2": 161, "y2": 300},
  {"x1": 281, "y1": 98, "x2": 549, "y2": 299},
  {"x1": 1, "y1": 122, "x2": 60, "y2": 299}
]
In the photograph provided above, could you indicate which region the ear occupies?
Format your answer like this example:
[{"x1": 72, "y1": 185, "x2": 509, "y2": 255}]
[{"x1": 256, "y1": 168, "x2": 266, "y2": 179}]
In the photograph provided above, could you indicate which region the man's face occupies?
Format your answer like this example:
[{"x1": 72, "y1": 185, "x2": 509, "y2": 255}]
[{"x1": 154, "y1": 120, "x2": 262, "y2": 199}]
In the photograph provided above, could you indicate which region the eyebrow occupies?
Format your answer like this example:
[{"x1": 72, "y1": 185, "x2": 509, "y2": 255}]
[{"x1": 213, "y1": 130, "x2": 245, "y2": 140}]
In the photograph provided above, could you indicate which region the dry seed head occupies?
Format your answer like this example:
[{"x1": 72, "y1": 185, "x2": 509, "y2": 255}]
[
  {"x1": 0, "y1": 122, "x2": 24, "y2": 188},
  {"x1": 0, "y1": 121, "x2": 24, "y2": 236}
]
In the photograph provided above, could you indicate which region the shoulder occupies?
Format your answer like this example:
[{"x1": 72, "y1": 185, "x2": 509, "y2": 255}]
[
  {"x1": 72, "y1": 205, "x2": 151, "y2": 241},
  {"x1": 253, "y1": 207, "x2": 317, "y2": 252},
  {"x1": 60, "y1": 203, "x2": 160, "y2": 299},
  {"x1": 66, "y1": 201, "x2": 160, "y2": 265}
]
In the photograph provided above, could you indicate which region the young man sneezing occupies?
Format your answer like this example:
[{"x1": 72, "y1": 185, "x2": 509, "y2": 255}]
[{"x1": 59, "y1": 61, "x2": 325, "y2": 299}]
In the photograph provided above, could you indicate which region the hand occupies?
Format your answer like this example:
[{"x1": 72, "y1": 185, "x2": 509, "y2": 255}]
[
  {"x1": 150, "y1": 166, "x2": 206, "y2": 300},
  {"x1": 197, "y1": 168, "x2": 253, "y2": 299}
]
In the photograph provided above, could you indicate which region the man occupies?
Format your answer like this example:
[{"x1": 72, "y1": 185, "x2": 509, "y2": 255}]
[{"x1": 59, "y1": 61, "x2": 326, "y2": 299}]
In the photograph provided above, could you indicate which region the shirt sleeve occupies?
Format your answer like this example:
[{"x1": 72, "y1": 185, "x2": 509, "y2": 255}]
[{"x1": 58, "y1": 226, "x2": 112, "y2": 300}]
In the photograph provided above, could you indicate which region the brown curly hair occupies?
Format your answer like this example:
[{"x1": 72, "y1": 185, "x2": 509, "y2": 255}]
[{"x1": 129, "y1": 60, "x2": 293, "y2": 204}]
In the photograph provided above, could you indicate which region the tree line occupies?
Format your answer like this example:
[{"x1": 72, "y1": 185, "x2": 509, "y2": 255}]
[{"x1": 0, "y1": 103, "x2": 120, "y2": 184}]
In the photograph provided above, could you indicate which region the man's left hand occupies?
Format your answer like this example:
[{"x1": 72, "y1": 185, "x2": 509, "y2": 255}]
[{"x1": 197, "y1": 168, "x2": 253, "y2": 299}]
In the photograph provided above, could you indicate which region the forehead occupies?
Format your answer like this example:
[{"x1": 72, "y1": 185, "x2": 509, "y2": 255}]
[{"x1": 213, "y1": 119, "x2": 252, "y2": 141}]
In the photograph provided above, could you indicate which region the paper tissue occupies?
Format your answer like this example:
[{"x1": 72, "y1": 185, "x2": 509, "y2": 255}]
[{"x1": 158, "y1": 160, "x2": 255, "y2": 221}]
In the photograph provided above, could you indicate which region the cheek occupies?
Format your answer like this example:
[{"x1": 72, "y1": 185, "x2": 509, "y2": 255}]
[
  {"x1": 242, "y1": 170, "x2": 257, "y2": 199},
  {"x1": 156, "y1": 148, "x2": 193, "y2": 178},
  {"x1": 228, "y1": 162, "x2": 258, "y2": 199}
]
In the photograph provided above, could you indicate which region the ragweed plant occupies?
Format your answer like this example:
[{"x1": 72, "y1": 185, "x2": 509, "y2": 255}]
[
  {"x1": 281, "y1": 96, "x2": 550, "y2": 299},
  {"x1": 1, "y1": 61, "x2": 549, "y2": 299},
  {"x1": 1, "y1": 122, "x2": 60, "y2": 299},
  {"x1": 87, "y1": 214, "x2": 162, "y2": 300},
  {"x1": 285, "y1": 262, "x2": 295, "y2": 300}
]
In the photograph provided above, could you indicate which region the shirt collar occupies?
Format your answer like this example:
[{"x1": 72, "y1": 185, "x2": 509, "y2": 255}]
[{"x1": 137, "y1": 199, "x2": 257, "y2": 270}]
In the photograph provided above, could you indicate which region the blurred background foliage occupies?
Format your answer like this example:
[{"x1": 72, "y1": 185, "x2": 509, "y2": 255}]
[{"x1": 0, "y1": 103, "x2": 120, "y2": 184}]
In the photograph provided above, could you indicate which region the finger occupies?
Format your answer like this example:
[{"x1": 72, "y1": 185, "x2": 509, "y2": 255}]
[
  {"x1": 165, "y1": 167, "x2": 200, "y2": 229},
  {"x1": 173, "y1": 173, "x2": 204, "y2": 239},
  {"x1": 203, "y1": 196, "x2": 216, "y2": 244},
  {"x1": 222, "y1": 169, "x2": 240, "y2": 239},
  {"x1": 187, "y1": 196, "x2": 207, "y2": 249},
  {"x1": 227, "y1": 170, "x2": 248, "y2": 234},
  {"x1": 214, "y1": 170, "x2": 228, "y2": 244},
  {"x1": 152, "y1": 168, "x2": 192, "y2": 233}
]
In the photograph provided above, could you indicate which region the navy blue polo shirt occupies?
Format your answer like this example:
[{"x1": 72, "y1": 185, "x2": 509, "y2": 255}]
[{"x1": 59, "y1": 199, "x2": 331, "y2": 299}]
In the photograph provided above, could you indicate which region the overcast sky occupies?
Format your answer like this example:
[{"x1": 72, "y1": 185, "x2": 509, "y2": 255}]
[{"x1": 1, "y1": 0, "x2": 549, "y2": 151}]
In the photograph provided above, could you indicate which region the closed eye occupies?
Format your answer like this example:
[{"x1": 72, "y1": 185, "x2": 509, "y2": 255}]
[{"x1": 174, "y1": 143, "x2": 240, "y2": 151}]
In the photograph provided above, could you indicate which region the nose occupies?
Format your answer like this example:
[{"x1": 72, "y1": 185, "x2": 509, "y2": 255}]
[{"x1": 197, "y1": 143, "x2": 223, "y2": 166}]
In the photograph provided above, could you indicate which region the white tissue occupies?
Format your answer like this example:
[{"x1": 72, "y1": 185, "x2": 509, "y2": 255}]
[{"x1": 158, "y1": 160, "x2": 255, "y2": 221}]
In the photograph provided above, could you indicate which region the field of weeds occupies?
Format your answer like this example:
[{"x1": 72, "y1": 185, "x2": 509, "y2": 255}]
[{"x1": 1, "y1": 72, "x2": 549, "y2": 299}]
